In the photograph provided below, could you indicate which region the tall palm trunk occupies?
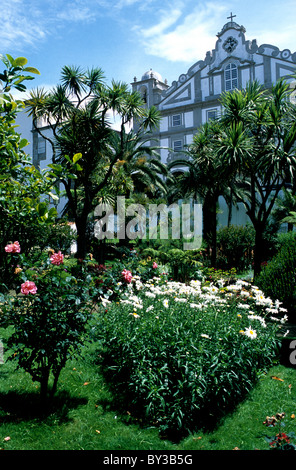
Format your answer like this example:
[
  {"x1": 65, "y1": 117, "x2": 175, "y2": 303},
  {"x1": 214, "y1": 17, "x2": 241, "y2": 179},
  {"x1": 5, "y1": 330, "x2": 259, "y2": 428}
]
[
  {"x1": 203, "y1": 192, "x2": 218, "y2": 267},
  {"x1": 75, "y1": 216, "x2": 89, "y2": 259},
  {"x1": 253, "y1": 221, "x2": 266, "y2": 279}
]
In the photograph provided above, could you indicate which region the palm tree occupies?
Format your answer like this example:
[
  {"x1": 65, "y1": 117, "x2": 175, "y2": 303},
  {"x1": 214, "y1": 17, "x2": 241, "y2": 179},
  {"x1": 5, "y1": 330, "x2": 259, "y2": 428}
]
[
  {"x1": 272, "y1": 187, "x2": 296, "y2": 231},
  {"x1": 169, "y1": 78, "x2": 296, "y2": 274},
  {"x1": 168, "y1": 120, "x2": 247, "y2": 266},
  {"x1": 219, "y1": 79, "x2": 296, "y2": 276},
  {"x1": 281, "y1": 211, "x2": 296, "y2": 226},
  {"x1": 25, "y1": 65, "x2": 163, "y2": 258},
  {"x1": 110, "y1": 127, "x2": 169, "y2": 197}
]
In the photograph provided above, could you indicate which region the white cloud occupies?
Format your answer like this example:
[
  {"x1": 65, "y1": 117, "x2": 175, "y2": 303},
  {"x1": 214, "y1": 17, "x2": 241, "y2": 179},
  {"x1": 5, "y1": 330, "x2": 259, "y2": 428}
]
[
  {"x1": 135, "y1": 1, "x2": 229, "y2": 62},
  {"x1": 115, "y1": 0, "x2": 141, "y2": 7},
  {"x1": 140, "y1": 9, "x2": 183, "y2": 38},
  {"x1": 55, "y1": 0, "x2": 98, "y2": 22},
  {"x1": 57, "y1": 8, "x2": 95, "y2": 23},
  {"x1": 0, "y1": 0, "x2": 47, "y2": 50},
  {"x1": 0, "y1": 0, "x2": 98, "y2": 50},
  {"x1": 251, "y1": 24, "x2": 296, "y2": 53}
]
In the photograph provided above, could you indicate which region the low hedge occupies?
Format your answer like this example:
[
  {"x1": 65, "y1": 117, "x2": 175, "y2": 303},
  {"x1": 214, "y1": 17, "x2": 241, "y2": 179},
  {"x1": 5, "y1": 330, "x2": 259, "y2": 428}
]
[{"x1": 256, "y1": 235, "x2": 296, "y2": 321}]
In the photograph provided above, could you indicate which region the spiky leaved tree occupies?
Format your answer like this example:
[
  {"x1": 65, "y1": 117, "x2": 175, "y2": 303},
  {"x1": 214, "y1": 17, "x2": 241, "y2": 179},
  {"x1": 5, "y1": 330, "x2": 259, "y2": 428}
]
[
  {"x1": 218, "y1": 79, "x2": 296, "y2": 276},
  {"x1": 168, "y1": 79, "x2": 296, "y2": 274},
  {"x1": 168, "y1": 119, "x2": 249, "y2": 266}
]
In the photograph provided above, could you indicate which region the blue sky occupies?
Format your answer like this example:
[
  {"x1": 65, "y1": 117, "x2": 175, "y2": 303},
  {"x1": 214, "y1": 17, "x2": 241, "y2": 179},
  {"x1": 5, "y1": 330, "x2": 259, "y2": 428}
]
[{"x1": 2, "y1": 0, "x2": 296, "y2": 94}]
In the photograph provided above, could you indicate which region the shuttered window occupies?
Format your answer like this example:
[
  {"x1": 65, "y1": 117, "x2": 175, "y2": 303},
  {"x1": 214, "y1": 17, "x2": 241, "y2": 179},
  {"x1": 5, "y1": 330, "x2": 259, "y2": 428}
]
[{"x1": 225, "y1": 63, "x2": 238, "y2": 91}]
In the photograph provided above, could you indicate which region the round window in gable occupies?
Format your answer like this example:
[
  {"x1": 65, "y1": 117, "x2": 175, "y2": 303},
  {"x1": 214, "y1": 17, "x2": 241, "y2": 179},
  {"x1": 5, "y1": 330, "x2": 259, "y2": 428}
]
[{"x1": 223, "y1": 36, "x2": 238, "y2": 53}]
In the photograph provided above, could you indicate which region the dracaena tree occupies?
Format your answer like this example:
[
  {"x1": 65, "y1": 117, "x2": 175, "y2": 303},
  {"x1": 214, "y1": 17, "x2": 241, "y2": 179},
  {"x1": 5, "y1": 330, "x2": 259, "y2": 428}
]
[
  {"x1": 218, "y1": 79, "x2": 296, "y2": 277},
  {"x1": 168, "y1": 119, "x2": 248, "y2": 266},
  {"x1": 272, "y1": 187, "x2": 296, "y2": 231},
  {"x1": 26, "y1": 66, "x2": 165, "y2": 259},
  {"x1": 168, "y1": 78, "x2": 296, "y2": 275}
]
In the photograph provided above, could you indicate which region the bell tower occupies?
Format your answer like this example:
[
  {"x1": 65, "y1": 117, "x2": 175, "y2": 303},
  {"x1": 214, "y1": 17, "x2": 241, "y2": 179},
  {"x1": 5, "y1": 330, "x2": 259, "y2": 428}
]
[{"x1": 132, "y1": 68, "x2": 169, "y2": 108}]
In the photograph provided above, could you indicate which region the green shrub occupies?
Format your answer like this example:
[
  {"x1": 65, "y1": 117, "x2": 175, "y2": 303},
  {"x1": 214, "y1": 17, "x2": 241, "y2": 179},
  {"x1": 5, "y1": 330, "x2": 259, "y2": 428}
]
[
  {"x1": 216, "y1": 225, "x2": 255, "y2": 271},
  {"x1": 45, "y1": 221, "x2": 77, "y2": 253},
  {"x1": 141, "y1": 247, "x2": 160, "y2": 260},
  {"x1": 89, "y1": 255, "x2": 169, "y2": 301},
  {"x1": 141, "y1": 247, "x2": 203, "y2": 282},
  {"x1": 94, "y1": 277, "x2": 283, "y2": 440},
  {"x1": 256, "y1": 237, "x2": 296, "y2": 319},
  {"x1": 274, "y1": 231, "x2": 296, "y2": 253},
  {"x1": 201, "y1": 266, "x2": 237, "y2": 285},
  {"x1": 0, "y1": 245, "x2": 97, "y2": 400}
]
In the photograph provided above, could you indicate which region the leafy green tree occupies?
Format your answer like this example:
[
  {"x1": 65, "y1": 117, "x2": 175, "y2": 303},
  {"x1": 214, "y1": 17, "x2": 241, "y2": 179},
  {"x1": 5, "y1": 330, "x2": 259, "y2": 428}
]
[
  {"x1": 0, "y1": 53, "x2": 39, "y2": 102},
  {"x1": 0, "y1": 54, "x2": 56, "y2": 287},
  {"x1": 272, "y1": 187, "x2": 296, "y2": 231},
  {"x1": 168, "y1": 120, "x2": 247, "y2": 265},
  {"x1": 26, "y1": 67, "x2": 164, "y2": 258},
  {"x1": 219, "y1": 79, "x2": 296, "y2": 276},
  {"x1": 169, "y1": 79, "x2": 296, "y2": 274}
]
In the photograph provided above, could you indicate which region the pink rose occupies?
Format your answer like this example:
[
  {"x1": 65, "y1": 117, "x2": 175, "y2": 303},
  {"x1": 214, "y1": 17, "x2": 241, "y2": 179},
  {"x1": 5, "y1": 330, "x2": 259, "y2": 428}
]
[
  {"x1": 122, "y1": 269, "x2": 132, "y2": 283},
  {"x1": 21, "y1": 280, "x2": 37, "y2": 295},
  {"x1": 5, "y1": 241, "x2": 21, "y2": 253},
  {"x1": 152, "y1": 262, "x2": 158, "y2": 269},
  {"x1": 50, "y1": 251, "x2": 64, "y2": 265}
]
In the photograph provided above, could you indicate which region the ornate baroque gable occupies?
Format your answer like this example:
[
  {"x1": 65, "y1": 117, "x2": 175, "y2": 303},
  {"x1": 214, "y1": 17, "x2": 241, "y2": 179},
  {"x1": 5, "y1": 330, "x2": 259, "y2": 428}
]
[{"x1": 155, "y1": 19, "x2": 296, "y2": 111}]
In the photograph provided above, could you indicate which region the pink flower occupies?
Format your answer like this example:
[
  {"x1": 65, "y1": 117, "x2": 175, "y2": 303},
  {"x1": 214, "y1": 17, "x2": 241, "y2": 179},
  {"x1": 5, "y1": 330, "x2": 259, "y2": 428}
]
[
  {"x1": 5, "y1": 241, "x2": 21, "y2": 253},
  {"x1": 152, "y1": 262, "x2": 158, "y2": 269},
  {"x1": 50, "y1": 251, "x2": 64, "y2": 265},
  {"x1": 122, "y1": 269, "x2": 132, "y2": 283},
  {"x1": 21, "y1": 280, "x2": 37, "y2": 295}
]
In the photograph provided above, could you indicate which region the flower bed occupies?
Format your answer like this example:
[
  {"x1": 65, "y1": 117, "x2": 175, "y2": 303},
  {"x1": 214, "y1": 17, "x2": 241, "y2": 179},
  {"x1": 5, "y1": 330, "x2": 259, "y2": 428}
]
[
  {"x1": 0, "y1": 240, "x2": 289, "y2": 439},
  {"x1": 94, "y1": 274, "x2": 288, "y2": 439},
  {"x1": 0, "y1": 243, "x2": 98, "y2": 400}
]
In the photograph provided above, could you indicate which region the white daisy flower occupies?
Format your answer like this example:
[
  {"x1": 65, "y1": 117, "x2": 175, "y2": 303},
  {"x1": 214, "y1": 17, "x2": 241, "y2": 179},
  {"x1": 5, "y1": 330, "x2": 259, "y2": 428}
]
[{"x1": 244, "y1": 327, "x2": 257, "y2": 339}]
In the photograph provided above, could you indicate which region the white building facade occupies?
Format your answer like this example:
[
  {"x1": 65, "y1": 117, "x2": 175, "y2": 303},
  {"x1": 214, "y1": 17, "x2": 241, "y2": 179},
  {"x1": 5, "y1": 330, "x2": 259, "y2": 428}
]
[
  {"x1": 14, "y1": 18, "x2": 296, "y2": 227},
  {"x1": 131, "y1": 18, "x2": 296, "y2": 226}
]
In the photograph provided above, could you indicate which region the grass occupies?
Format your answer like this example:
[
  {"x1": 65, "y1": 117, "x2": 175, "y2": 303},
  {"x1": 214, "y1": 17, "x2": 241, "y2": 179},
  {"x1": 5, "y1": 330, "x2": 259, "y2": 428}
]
[
  {"x1": 0, "y1": 339, "x2": 176, "y2": 451},
  {"x1": 179, "y1": 363, "x2": 296, "y2": 451},
  {"x1": 0, "y1": 331, "x2": 296, "y2": 452}
]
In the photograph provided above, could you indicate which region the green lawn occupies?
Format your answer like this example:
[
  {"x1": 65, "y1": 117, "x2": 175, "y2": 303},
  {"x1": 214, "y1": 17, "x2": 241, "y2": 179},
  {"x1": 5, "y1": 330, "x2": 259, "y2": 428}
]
[{"x1": 0, "y1": 334, "x2": 295, "y2": 452}]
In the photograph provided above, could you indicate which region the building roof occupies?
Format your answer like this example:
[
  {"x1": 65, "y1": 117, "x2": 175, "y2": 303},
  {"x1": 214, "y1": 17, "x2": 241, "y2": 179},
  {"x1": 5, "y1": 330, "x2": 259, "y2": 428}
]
[{"x1": 141, "y1": 69, "x2": 164, "y2": 82}]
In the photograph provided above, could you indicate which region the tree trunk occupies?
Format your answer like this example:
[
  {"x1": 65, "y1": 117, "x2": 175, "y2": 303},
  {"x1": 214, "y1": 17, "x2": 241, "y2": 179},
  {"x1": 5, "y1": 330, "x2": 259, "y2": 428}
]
[
  {"x1": 253, "y1": 224, "x2": 265, "y2": 279},
  {"x1": 203, "y1": 193, "x2": 218, "y2": 267},
  {"x1": 51, "y1": 364, "x2": 64, "y2": 398},
  {"x1": 75, "y1": 217, "x2": 89, "y2": 259},
  {"x1": 75, "y1": 194, "x2": 93, "y2": 259},
  {"x1": 40, "y1": 368, "x2": 50, "y2": 402}
]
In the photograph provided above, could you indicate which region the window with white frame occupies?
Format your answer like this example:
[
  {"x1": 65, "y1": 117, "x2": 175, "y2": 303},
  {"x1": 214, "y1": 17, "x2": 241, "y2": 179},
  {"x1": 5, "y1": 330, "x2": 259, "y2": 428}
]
[
  {"x1": 37, "y1": 136, "x2": 46, "y2": 156},
  {"x1": 172, "y1": 114, "x2": 181, "y2": 127},
  {"x1": 225, "y1": 63, "x2": 238, "y2": 91},
  {"x1": 206, "y1": 109, "x2": 218, "y2": 121},
  {"x1": 173, "y1": 140, "x2": 183, "y2": 152}
]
